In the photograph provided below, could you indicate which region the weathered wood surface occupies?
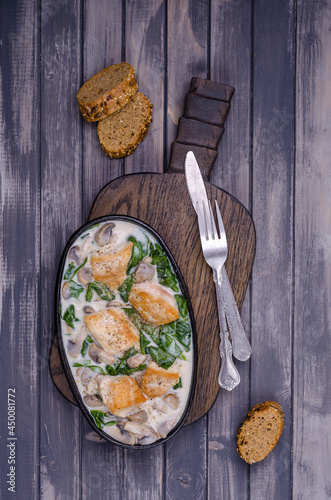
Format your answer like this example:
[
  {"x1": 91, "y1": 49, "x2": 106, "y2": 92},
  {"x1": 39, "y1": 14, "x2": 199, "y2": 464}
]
[
  {"x1": 49, "y1": 76, "x2": 256, "y2": 425},
  {"x1": 1, "y1": 1, "x2": 330, "y2": 499}
]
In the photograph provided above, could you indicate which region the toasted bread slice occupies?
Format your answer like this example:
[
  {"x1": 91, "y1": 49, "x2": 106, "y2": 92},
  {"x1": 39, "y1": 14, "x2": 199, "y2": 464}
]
[
  {"x1": 77, "y1": 62, "x2": 138, "y2": 122},
  {"x1": 141, "y1": 361, "x2": 180, "y2": 398},
  {"x1": 97, "y1": 375, "x2": 147, "y2": 415},
  {"x1": 84, "y1": 307, "x2": 139, "y2": 356},
  {"x1": 128, "y1": 283, "x2": 180, "y2": 326},
  {"x1": 91, "y1": 241, "x2": 133, "y2": 290},
  {"x1": 236, "y1": 401, "x2": 285, "y2": 464},
  {"x1": 97, "y1": 92, "x2": 153, "y2": 158}
]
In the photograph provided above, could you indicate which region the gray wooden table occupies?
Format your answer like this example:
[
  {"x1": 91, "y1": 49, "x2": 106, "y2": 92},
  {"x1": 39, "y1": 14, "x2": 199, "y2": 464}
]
[{"x1": 1, "y1": 0, "x2": 330, "y2": 499}]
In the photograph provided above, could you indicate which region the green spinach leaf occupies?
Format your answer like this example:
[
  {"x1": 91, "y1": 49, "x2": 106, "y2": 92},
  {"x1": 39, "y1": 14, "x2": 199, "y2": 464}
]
[
  {"x1": 175, "y1": 295, "x2": 188, "y2": 320},
  {"x1": 80, "y1": 335, "x2": 93, "y2": 357},
  {"x1": 173, "y1": 377, "x2": 182, "y2": 390},
  {"x1": 175, "y1": 321, "x2": 191, "y2": 351},
  {"x1": 127, "y1": 236, "x2": 149, "y2": 273},
  {"x1": 64, "y1": 262, "x2": 75, "y2": 280},
  {"x1": 86, "y1": 281, "x2": 115, "y2": 302},
  {"x1": 90, "y1": 410, "x2": 116, "y2": 429},
  {"x1": 61, "y1": 305, "x2": 79, "y2": 329},
  {"x1": 68, "y1": 280, "x2": 84, "y2": 299},
  {"x1": 147, "y1": 346, "x2": 176, "y2": 370},
  {"x1": 118, "y1": 275, "x2": 134, "y2": 303},
  {"x1": 149, "y1": 243, "x2": 178, "y2": 291}
]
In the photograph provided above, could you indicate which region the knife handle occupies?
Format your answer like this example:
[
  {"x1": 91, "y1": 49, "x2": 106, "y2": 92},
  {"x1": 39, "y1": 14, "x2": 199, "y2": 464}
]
[{"x1": 168, "y1": 78, "x2": 235, "y2": 180}]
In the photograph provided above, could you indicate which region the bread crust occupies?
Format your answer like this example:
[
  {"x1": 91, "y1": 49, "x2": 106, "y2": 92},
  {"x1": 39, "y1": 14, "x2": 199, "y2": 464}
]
[
  {"x1": 77, "y1": 63, "x2": 138, "y2": 122},
  {"x1": 236, "y1": 401, "x2": 284, "y2": 464},
  {"x1": 97, "y1": 92, "x2": 153, "y2": 159}
]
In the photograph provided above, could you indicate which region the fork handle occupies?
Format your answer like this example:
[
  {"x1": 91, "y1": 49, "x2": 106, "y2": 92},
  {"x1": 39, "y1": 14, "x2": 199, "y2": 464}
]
[
  {"x1": 213, "y1": 269, "x2": 240, "y2": 391},
  {"x1": 221, "y1": 268, "x2": 252, "y2": 361}
]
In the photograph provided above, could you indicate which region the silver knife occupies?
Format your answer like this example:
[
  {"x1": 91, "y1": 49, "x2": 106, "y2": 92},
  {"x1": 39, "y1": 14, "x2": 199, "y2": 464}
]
[{"x1": 184, "y1": 151, "x2": 252, "y2": 362}]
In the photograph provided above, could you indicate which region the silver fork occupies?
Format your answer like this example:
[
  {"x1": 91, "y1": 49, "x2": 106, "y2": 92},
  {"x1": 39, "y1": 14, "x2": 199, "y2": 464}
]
[{"x1": 197, "y1": 199, "x2": 241, "y2": 391}]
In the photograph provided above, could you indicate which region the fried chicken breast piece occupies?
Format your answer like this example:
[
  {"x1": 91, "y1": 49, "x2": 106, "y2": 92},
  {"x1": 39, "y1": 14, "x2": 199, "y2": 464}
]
[
  {"x1": 128, "y1": 283, "x2": 179, "y2": 326},
  {"x1": 91, "y1": 241, "x2": 133, "y2": 289},
  {"x1": 84, "y1": 307, "x2": 139, "y2": 356},
  {"x1": 141, "y1": 361, "x2": 180, "y2": 398},
  {"x1": 97, "y1": 375, "x2": 147, "y2": 415}
]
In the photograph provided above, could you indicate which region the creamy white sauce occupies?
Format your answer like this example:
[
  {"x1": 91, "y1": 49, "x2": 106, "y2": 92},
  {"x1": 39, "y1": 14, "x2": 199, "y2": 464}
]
[{"x1": 60, "y1": 219, "x2": 193, "y2": 445}]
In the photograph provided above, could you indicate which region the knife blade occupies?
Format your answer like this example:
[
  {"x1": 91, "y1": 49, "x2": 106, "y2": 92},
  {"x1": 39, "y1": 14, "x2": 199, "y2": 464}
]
[{"x1": 184, "y1": 151, "x2": 252, "y2": 362}]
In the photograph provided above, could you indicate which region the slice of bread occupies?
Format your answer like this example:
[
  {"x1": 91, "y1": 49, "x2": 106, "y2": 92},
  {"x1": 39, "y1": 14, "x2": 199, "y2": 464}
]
[
  {"x1": 236, "y1": 401, "x2": 284, "y2": 464},
  {"x1": 77, "y1": 62, "x2": 138, "y2": 122},
  {"x1": 97, "y1": 92, "x2": 153, "y2": 158}
]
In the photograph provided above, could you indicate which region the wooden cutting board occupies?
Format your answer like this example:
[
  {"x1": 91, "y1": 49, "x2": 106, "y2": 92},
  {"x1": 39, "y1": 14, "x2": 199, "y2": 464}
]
[{"x1": 49, "y1": 78, "x2": 256, "y2": 426}]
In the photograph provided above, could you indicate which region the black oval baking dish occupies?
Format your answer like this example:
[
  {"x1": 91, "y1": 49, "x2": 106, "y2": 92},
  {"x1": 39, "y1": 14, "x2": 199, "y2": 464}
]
[{"x1": 55, "y1": 215, "x2": 197, "y2": 449}]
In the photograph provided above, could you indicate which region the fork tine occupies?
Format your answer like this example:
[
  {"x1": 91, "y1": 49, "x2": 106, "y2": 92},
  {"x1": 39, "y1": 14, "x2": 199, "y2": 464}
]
[
  {"x1": 196, "y1": 201, "x2": 207, "y2": 240},
  {"x1": 215, "y1": 200, "x2": 226, "y2": 241},
  {"x1": 208, "y1": 200, "x2": 218, "y2": 239},
  {"x1": 203, "y1": 201, "x2": 213, "y2": 240}
]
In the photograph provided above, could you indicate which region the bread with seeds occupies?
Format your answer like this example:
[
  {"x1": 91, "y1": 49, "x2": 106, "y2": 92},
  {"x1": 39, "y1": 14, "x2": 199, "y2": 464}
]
[
  {"x1": 77, "y1": 62, "x2": 138, "y2": 122},
  {"x1": 236, "y1": 401, "x2": 284, "y2": 464},
  {"x1": 97, "y1": 92, "x2": 153, "y2": 158}
]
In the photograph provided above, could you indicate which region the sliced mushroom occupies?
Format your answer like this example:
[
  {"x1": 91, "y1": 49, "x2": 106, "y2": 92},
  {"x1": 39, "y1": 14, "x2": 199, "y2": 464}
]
[
  {"x1": 78, "y1": 267, "x2": 93, "y2": 284},
  {"x1": 131, "y1": 371, "x2": 144, "y2": 386},
  {"x1": 83, "y1": 394, "x2": 104, "y2": 408},
  {"x1": 152, "y1": 399, "x2": 169, "y2": 414},
  {"x1": 81, "y1": 367, "x2": 94, "y2": 386},
  {"x1": 83, "y1": 305, "x2": 95, "y2": 315},
  {"x1": 134, "y1": 262, "x2": 155, "y2": 284},
  {"x1": 89, "y1": 344, "x2": 114, "y2": 365},
  {"x1": 68, "y1": 246, "x2": 81, "y2": 265},
  {"x1": 67, "y1": 327, "x2": 88, "y2": 358},
  {"x1": 116, "y1": 422, "x2": 136, "y2": 445},
  {"x1": 126, "y1": 353, "x2": 147, "y2": 369},
  {"x1": 123, "y1": 422, "x2": 159, "y2": 445},
  {"x1": 127, "y1": 410, "x2": 148, "y2": 424},
  {"x1": 157, "y1": 417, "x2": 176, "y2": 439},
  {"x1": 163, "y1": 393, "x2": 179, "y2": 410},
  {"x1": 106, "y1": 300, "x2": 123, "y2": 307},
  {"x1": 86, "y1": 377, "x2": 98, "y2": 395},
  {"x1": 95, "y1": 223, "x2": 115, "y2": 246},
  {"x1": 62, "y1": 282, "x2": 71, "y2": 300}
]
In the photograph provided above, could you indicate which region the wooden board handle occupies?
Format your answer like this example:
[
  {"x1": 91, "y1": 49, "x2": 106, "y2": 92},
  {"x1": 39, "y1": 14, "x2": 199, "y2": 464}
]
[{"x1": 168, "y1": 77, "x2": 235, "y2": 179}]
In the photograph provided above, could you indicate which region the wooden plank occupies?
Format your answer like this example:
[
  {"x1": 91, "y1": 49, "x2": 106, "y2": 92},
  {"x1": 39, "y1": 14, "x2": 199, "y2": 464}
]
[
  {"x1": 39, "y1": 1, "x2": 82, "y2": 498},
  {"x1": 81, "y1": 1, "x2": 124, "y2": 498},
  {"x1": 0, "y1": 1, "x2": 40, "y2": 498},
  {"x1": 208, "y1": 0, "x2": 252, "y2": 498},
  {"x1": 250, "y1": 0, "x2": 295, "y2": 498},
  {"x1": 122, "y1": 0, "x2": 166, "y2": 497},
  {"x1": 165, "y1": 1, "x2": 209, "y2": 498},
  {"x1": 82, "y1": 0, "x2": 124, "y2": 222},
  {"x1": 166, "y1": 0, "x2": 210, "y2": 165},
  {"x1": 124, "y1": 0, "x2": 165, "y2": 175},
  {"x1": 293, "y1": 1, "x2": 331, "y2": 498}
]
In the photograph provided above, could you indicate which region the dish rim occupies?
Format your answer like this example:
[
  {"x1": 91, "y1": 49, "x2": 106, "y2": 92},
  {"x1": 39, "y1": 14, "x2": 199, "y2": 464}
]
[{"x1": 55, "y1": 214, "x2": 197, "y2": 449}]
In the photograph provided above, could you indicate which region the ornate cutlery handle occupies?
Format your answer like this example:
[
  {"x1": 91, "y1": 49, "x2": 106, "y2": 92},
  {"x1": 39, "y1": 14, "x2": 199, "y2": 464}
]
[
  {"x1": 213, "y1": 270, "x2": 240, "y2": 391},
  {"x1": 221, "y1": 268, "x2": 252, "y2": 361}
]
